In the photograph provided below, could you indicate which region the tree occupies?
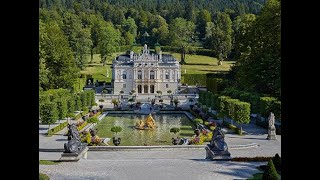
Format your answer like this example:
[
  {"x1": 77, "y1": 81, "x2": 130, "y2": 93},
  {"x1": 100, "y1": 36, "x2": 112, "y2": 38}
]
[
  {"x1": 205, "y1": 12, "x2": 233, "y2": 65},
  {"x1": 62, "y1": 12, "x2": 92, "y2": 70},
  {"x1": 262, "y1": 160, "x2": 279, "y2": 180},
  {"x1": 232, "y1": 0, "x2": 281, "y2": 97},
  {"x1": 232, "y1": 13, "x2": 256, "y2": 60},
  {"x1": 233, "y1": 101, "x2": 250, "y2": 135},
  {"x1": 111, "y1": 126, "x2": 122, "y2": 136},
  {"x1": 169, "y1": 18, "x2": 195, "y2": 64},
  {"x1": 41, "y1": 21, "x2": 79, "y2": 89},
  {"x1": 40, "y1": 102, "x2": 58, "y2": 134},
  {"x1": 39, "y1": 20, "x2": 50, "y2": 91},
  {"x1": 184, "y1": 0, "x2": 196, "y2": 22},
  {"x1": 97, "y1": 22, "x2": 121, "y2": 65},
  {"x1": 196, "y1": 9, "x2": 211, "y2": 42},
  {"x1": 150, "y1": 15, "x2": 169, "y2": 44}
]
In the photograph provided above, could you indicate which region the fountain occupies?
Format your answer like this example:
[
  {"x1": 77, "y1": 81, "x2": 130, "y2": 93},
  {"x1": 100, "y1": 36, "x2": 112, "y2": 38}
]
[{"x1": 135, "y1": 114, "x2": 156, "y2": 130}]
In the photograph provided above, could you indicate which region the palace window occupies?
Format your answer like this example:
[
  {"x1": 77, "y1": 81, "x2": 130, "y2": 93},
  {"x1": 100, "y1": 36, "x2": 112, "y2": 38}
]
[
  {"x1": 166, "y1": 84, "x2": 169, "y2": 88},
  {"x1": 122, "y1": 71, "x2": 127, "y2": 79},
  {"x1": 150, "y1": 85, "x2": 155, "y2": 93},
  {"x1": 138, "y1": 70, "x2": 142, "y2": 79},
  {"x1": 165, "y1": 71, "x2": 170, "y2": 79},
  {"x1": 150, "y1": 70, "x2": 155, "y2": 79},
  {"x1": 144, "y1": 85, "x2": 148, "y2": 93},
  {"x1": 138, "y1": 85, "x2": 142, "y2": 93}
]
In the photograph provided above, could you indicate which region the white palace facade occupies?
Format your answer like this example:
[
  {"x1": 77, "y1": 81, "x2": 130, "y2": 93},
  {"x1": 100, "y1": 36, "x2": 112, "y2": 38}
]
[{"x1": 111, "y1": 44, "x2": 181, "y2": 95}]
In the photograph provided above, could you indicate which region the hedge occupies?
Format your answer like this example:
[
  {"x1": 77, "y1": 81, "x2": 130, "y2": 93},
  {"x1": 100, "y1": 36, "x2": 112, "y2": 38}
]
[
  {"x1": 206, "y1": 78, "x2": 223, "y2": 94},
  {"x1": 40, "y1": 102, "x2": 58, "y2": 127},
  {"x1": 259, "y1": 97, "x2": 281, "y2": 119},
  {"x1": 77, "y1": 121, "x2": 88, "y2": 131},
  {"x1": 67, "y1": 97, "x2": 75, "y2": 114},
  {"x1": 161, "y1": 46, "x2": 216, "y2": 57},
  {"x1": 80, "y1": 92, "x2": 88, "y2": 107},
  {"x1": 56, "y1": 99, "x2": 67, "y2": 120},
  {"x1": 75, "y1": 95, "x2": 82, "y2": 112},
  {"x1": 181, "y1": 74, "x2": 207, "y2": 86},
  {"x1": 47, "y1": 121, "x2": 68, "y2": 136},
  {"x1": 231, "y1": 157, "x2": 273, "y2": 162}
]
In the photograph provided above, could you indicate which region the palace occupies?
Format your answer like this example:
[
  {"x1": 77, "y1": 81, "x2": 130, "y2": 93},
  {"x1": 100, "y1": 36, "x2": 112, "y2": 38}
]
[{"x1": 111, "y1": 44, "x2": 181, "y2": 95}]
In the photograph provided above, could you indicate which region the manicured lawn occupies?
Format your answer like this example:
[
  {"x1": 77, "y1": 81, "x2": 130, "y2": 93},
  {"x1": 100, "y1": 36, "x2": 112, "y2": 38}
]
[
  {"x1": 81, "y1": 52, "x2": 125, "y2": 82},
  {"x1": 167, "y1": 52, "x2": 235, "y2": 74}
]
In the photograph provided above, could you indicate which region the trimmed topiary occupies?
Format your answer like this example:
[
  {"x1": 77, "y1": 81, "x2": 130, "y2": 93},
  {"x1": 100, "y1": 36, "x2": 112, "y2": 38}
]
[
  {"x1": 262, "y1": 160, "x2": 279, "y2": 180},
  {"x1": 272, "y1": 153, "x2": 281, "y2": 172}
]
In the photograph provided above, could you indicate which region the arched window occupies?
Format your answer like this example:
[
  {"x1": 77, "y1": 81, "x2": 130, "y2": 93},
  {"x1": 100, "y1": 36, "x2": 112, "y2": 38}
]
[
  {"x1": 165, "y1": 71, "x2": 170, "y2": 79},
  {"x1": 138, "y1": 70, "x2": 142, "y2": 79},
  {"x1": 122, "y1": 71, "x2": 127, "y2": 79},
  {"x1": 150, "y1": 70, "x2": 155, "y2": 79},
  {"x1": 150, "y1": 85, "x2": 155, "y2": 93},
  {"x1": 138, "y1": 85, "x2": 142, "y2": 93},
  {"x1": 144, "y1": 85, "x2": 148, "y2": 93}
]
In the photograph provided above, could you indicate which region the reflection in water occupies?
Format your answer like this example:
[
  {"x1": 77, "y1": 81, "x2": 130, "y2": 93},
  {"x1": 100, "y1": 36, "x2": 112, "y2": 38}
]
[{"x1": 95, "y1": 114, "x2": 194, "y2": 146}]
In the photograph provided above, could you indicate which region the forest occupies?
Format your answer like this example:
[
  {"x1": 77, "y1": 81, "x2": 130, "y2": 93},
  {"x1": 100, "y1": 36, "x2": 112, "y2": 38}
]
[{"x1": 39, "y1": 0, "x2": 280, "y2": 98}]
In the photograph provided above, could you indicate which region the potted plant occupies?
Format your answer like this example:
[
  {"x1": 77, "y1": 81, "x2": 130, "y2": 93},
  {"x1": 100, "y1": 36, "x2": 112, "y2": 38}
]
[
  {"x1": 111, "y1": 99, "x2": 119, "y2": 109},
  {"x1": 111, "y1": 126, "x2": 122, "y2": 146},
  {"x1": 173, "y1": 99, "x2": 179, "y2": 109},
  {"x1": 170, "y1": 127, "x2": 180, "y2": 145}
]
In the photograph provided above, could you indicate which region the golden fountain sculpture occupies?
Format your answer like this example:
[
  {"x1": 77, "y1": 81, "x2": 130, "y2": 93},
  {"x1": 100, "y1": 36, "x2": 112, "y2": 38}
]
[{"x1": 135, "y1": 114, "x2": 156, "y2": 130}]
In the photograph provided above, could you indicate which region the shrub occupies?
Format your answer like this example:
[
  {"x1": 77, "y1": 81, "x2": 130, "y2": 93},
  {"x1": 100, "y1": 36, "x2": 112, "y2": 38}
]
[
  {"x1": 170, "y1": 127, "x2": 180, "y2": 134},
  {"x1": 272, "y1": 153, "x2": 281, "y2": 172},
  {"x1": 77, "y1": 121, "x2": 88, "y2": 131},
  {"x1": 259, "y1": 97, "x2": 279, "y2": 118},
  {"x1": 233, "y1": 101, "x2": 251, "y2": 135},
  {"x1": 203, "y1": 131, "x2": 213, "y2": 142},
  {"x1": 262, "y1": 160, "x2": 279, "y2": 180},
  {"x1": 232, "y1": 157, "x2": 273, "y2": 162},
  {"x1": 182, "y1": 74, "x2": 207, "y2": 86},
  {"x1": 87, "y1": 117, "x2": 99, "y2": 124},
  {"x1": 194, "y1": 118, "x2": 203, "y2": 125},
  {"x1": 111, "y1": 126, "x2": 122, "y2": 135}
]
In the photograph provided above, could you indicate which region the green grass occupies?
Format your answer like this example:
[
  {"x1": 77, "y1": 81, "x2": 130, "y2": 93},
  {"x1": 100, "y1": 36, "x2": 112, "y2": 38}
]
[
  {"x1": 39, "y1": 173, "x2": 50, "y2": 180},
  {"x1": 39, "y1": 160, "x2": 60, "y2": 165},
  {"x1": 81, "y1": 52, "x2": 125, "y2": 82},
  {"x1": 166, "y1": 52, "x2": 235, "y2": 74},
  {"x1": 247, "y1": 173, "x2": 263, "y2": 180}
]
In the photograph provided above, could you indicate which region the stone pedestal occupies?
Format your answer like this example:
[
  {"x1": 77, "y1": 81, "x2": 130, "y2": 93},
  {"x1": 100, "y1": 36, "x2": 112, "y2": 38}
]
[
  {"x1": 60, "y1": 146, "x2": 89, "y2": 162},
  {"x1": 205, "y1": 145, "x2": 231, "y2": 161},
  {"x1": 267, "y1": 126, "x2": 277, "y2": 140}
]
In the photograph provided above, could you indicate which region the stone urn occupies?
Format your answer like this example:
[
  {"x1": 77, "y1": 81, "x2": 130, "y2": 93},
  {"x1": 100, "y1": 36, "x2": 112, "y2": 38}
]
[
  {"x1": 112, "y1": 137, "x2": 121, "y2": 146},
  {"x1": 99, "y1": 105, "x2": 103, "y2": 112},
  {"x1": 172, "y1": 138, "x2": 180, "y2": 145},
  {"x1": 194, "y1": 129, "x2": 200, "y2": 136}
]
